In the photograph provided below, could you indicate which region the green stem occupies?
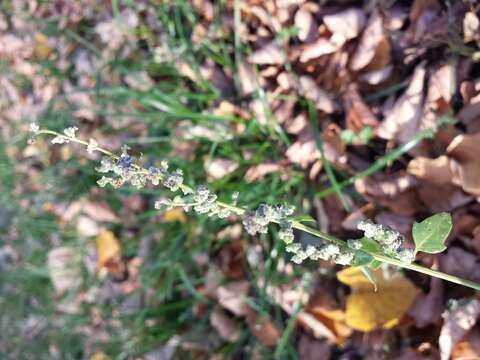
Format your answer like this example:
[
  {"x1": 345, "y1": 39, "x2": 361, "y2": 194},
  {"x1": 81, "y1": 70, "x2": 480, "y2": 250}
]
[{"x1": 33, "y1": 129, "x2": 480, "y2": 291}]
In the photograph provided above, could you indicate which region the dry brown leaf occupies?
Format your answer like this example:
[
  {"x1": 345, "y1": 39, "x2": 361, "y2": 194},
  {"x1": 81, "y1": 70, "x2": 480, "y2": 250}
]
[
  {"x1": 298, "y1": 76, "x2": 337, "y2": 113},
  {"x1": 244, "y1": 162, "x2": 281, "y2": 182},
  {"x1": 323, "y1": 8, "x2": 366, "y2": 47},
  {"x1": 361, "y1": 64, "x2": 393, "y2": 85},
  {"x1": 377, "y1": 63, "x2": 426, "y2": 143},
  {"x1": 366, "y1": 35, "x2": 391, "y2": 71},
  {"x1": 439, "y1": 299, "x2": 480, "y2": 360},
  {"x1": 416, "y1": 183, "x2": 472, "y2": 212},
  {"x1": 295, "y1": 7, "x2": 317, "y2": 42},
  {"x1": 95, "y1": 230, "x2": 122, "y2": 272},
  {"x1": 205, "y1": 158, "x2": 239, "y2": 181},
  {"x1": 309, "y1": 297, "x2": 353, "y2": 344},
  {"x1": 350, "y1": 9, "x2": 383, "y2": 71},
  {"x1": 238, "y1": 59, "x2": 257, "y2": 95},
  {"x1": 47, "y1": 247, "x2": 82, "y2": 294},
  {"x1": 216, "y1": 281, "x2": 250, "y2": 317},
  {"x1": 219, "y1": 239, "x2": 245, "y2": 278},
  {"x1": 298, "y1": 335, "x2": 332, "y2": 360},
  {"x1": 210, "y1": 307, "x2": 241, "y2": 341},
  {"x1": 439, "y1": 247, "x2": 480, "y2": 283},
  {"x1": 248, "y1": 40, "x2": 284, "y2": 65},
  {"x1": 409, "y1": 277, "x2": 444, "y2": 328},
  {"x1": 407, "y1": 155, "x2": 453, "y2": 185},
  {"x1": 343, "y1": 83, "x2": 379, "y2": 133},
  {"x1": 447, "y1": 132, "x2": 480, "y2": 195},
  {"x1": 464, "y1": 11, "x2": 479, "y2": 43},
  {"x1": 337, "y1": 267, "x2": 419, "y2": 332},
  {"x1": 246, "y1": 313, "x2": 281, "y2": 346},
  {"x1": 286, "y1": 135, "x2": 320, "y2": 168},
  {"x1": 421, "y1": 64, "x2": 454, "y2": 129},
  {"x1": 451, "y1": 329, "x2": 480, "y2": 360},
  {"x1": 299, "y1": 38, "x2": 338, "y2": 63}
]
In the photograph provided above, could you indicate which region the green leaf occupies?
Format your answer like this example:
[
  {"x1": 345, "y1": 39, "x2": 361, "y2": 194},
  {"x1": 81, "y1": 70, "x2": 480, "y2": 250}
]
[
  {"x1": 412, "y1": 213, "x2": 452, "y2": 255},
  {"x1": 359, "y1": 237, "x2": 381, "y2": 254},
  {"x1": 353, "y1": 250, "x2": 373, "y2": 266},
  {"x1": 293, "y1": 215, "x2": 316, "y2": 224},
  {"x1": 360, "y1": 266, "x2": 377, "y2": 291}
]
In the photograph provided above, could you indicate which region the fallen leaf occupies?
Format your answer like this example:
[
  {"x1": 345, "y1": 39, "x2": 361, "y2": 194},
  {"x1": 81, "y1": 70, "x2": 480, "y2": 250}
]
[
  {"x1": 377, "y1": 63, "x2": 426, "y2": 143},
  {"x1": 244, "y1": 162, "x2": 281, "y2": 182},
  {"x1": 286, "y1": 134, "x2": 320, "y2": 168},
  {"x1": 298, "y1": 335, "x2": 332, "y2": 360},
  {"x1": 446, "y1": 132, "x2": 480, "y2": 195},
  {"x1": 343, "y1": 83, "x2": 379, "y2": 133},
  {"x1": 299, "y1": 38, "x2": 338, "y2": 63},
  {"x1": 337, "y1": 267, "x2": 419, "y2": 332},
  {"x1": 33, "y1": 32, "x2": 52, "y2": 59},
  {"x1": 439, "y1": 247, "x2": 480, "y2": 283},
  {"x1": 295, "y1": 7, "x2": 317, "y2": 42},
  {"x1": 210, "y1": 307, "x2": 241, "y2": 341},
  {"x1": 95, "y1": 230, "x2": 122, "y2": 272},
  {"x1": 350, "y1": 9, "x2": 384, "y2": 71},
  {"x1": 162, "y1": 208, "x2": 187, "y2": 223},
  {"x1": 47, "y1": 247, "x2": 82, "y2": 294},
  {"x1": 452, "y1": 329, "x2": 480, "y2": 360},
  {"x1": 216, "y1": 281, "x2": 251, "y2": 317},
  {"x1": 439, "y1": 299, "x2": 480, "y2": 360},
  {"x1": 298, "y1": 76, "x2": 338, "y2": 113},
  {"x1": 407, "y1": 156, "x2": 453, "y2": 185},
  {"x1": 205, "y1": 158, "x2": 239, "y2": 180},
  {"x1": 89, "y1": 352, "x2": 110, "y2": 360},
  {"x1": 361, "y1": 64, "x2": 393, "y2": 85},
  {"x1": 464, "y1": 11, "x2": 479, "y2": 43},
  {"x1": 246, "y1": 313, "x2": 281, "y2": 346},
  {"x1": 421, "y1": 64, "x2": 454, "y2": 129},
  {"x1": 323, "y1": 8, "x2": 366, "y2": 47},
  {"x1": 409, "y1": 277, "x2": 444, "y2": 328},
  {"x1": 248, "y1": 40, "x2": 284, "y2": 65}
]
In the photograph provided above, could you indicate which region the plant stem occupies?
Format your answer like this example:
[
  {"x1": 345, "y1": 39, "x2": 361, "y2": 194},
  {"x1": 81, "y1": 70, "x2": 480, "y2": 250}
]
[{"x1": 33, "y1": 129, "x2": 480, "y2": 291}]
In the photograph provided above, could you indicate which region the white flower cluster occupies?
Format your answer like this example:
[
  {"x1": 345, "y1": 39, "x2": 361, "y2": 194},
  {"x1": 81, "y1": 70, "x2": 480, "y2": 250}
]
[
  {"x1": 51, "y1": 127, "x2": 78, "y2": 144},
  {"x1": 357, "y1": 220, "x2": 415, "y2": 263},
  {"x1": 191, "y1": 185, "x2": 231, "y2": 218},
  {"x1": 96, "y1": 147, "x2": 184, "y2": 191},
  {"x1": 285, "y1": 242, "x2": 354, "y2": 265},
  {"x1": 242, "y1": 204, "x2": 294, "y2": 239}
]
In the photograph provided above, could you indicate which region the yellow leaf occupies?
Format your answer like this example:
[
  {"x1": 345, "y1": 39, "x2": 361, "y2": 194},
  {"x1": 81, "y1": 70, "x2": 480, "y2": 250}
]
[
  {"x1": 162, "y1": 208, "x2": 187, "y2": 223},
  {"x1": 33, "y1": 32, "x2": 52, "y2": 59},
  {"x1": 89, "y1": 351, "x2": 110, "y2": 360},
  {"x1": 95, "y1": 230, "x2": 121, "y2": 270},
  {"x1": 337, "y1": 267, "x2": 419, "y2": 332}
]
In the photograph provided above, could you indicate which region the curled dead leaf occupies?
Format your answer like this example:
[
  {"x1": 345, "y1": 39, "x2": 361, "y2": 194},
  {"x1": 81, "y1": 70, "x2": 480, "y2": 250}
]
[{"x1": 446, "y1": 132, "x2": 480, "y2": 195}]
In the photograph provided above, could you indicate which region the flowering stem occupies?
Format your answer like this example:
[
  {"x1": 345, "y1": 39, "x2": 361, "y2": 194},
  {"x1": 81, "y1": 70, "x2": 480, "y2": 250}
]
[{"x1": 33, "y1": 129, "x2": 480, "y2": 291}]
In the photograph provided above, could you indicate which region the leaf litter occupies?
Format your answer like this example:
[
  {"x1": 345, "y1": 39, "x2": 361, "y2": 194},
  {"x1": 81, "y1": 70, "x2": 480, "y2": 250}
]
[{"x1": 5, "y1": 0, "x2": 480, "y2": 358}]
